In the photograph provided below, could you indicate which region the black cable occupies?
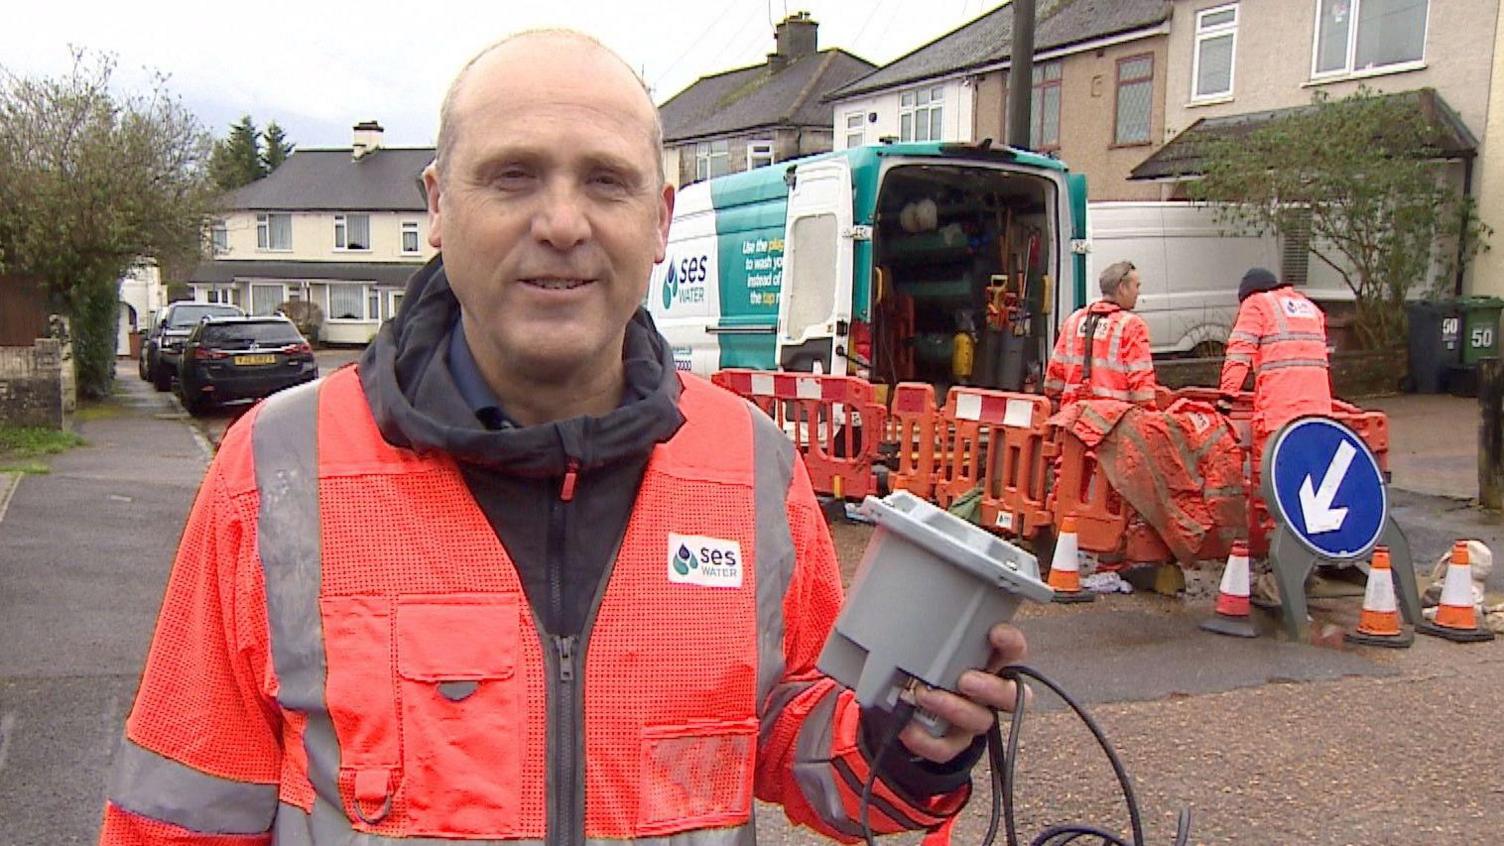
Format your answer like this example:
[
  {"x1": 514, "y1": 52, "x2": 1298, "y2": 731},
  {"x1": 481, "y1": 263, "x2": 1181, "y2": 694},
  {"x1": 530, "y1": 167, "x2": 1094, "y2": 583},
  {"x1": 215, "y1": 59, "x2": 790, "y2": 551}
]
[{"x1": 857, "y1": 666, "x2": 1191, "y2": 846}]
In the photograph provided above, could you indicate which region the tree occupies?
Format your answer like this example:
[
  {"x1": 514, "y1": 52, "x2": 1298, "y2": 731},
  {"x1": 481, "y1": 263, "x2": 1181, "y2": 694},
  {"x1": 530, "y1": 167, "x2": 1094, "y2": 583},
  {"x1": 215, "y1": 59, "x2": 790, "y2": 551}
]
[
  {"x1": 1187, "y1": 88, "x2": 1490, "y2": 349},
  {"x1": 0, "y1": 50, "x2": 217, "y2": 398},
  {"x1": 261, "y1": 121, "x2": 294, "y2": 173},
  {"x1": 209, "y1": 114, "x2": 265, "y2": 190}
]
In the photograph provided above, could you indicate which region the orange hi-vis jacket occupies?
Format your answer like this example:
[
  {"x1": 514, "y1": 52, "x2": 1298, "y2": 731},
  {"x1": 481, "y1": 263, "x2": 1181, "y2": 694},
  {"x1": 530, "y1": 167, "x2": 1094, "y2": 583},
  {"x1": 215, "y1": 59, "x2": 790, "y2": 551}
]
[
  {"x1": 99, "y1": 367, "x2": 967, "y2": 845},
  {"x1": 1219, "y1": 287, "x2": 1332, "y2": 439},
  {"x1": 1043, "y1": 301, "x2": 1158, "y2": 408}
]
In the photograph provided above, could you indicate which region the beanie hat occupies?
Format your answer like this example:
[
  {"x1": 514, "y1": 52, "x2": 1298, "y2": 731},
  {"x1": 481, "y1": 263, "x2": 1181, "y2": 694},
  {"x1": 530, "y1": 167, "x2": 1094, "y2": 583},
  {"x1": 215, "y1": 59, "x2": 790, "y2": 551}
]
[{"x1": 1238, "y1": 267, "x2": 1282, "y2": 302}]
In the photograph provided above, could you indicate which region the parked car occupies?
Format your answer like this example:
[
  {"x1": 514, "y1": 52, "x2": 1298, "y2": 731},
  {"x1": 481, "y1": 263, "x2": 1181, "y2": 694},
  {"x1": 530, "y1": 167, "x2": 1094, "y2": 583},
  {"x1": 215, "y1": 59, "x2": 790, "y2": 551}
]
[
  {"x1": 175, "y1": 316, "x2": 318, "y2": 415},
  {"x1": 140, "y1": 302, "x2": 245, "y2": 390}
]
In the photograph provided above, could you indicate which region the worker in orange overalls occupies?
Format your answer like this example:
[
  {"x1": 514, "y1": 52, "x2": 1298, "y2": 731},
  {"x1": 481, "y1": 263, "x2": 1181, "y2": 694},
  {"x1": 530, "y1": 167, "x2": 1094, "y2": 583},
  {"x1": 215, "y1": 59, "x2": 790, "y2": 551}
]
[
  {"x1": 97, "y1": 31, "x2": 1030, "y2": 845},
  {"x1": 1216, "y1": 266, "x2": 1333, "y2": 457},
  {"x1": 1044, "y1": 260, "x2": 1159, "y2": 409}
]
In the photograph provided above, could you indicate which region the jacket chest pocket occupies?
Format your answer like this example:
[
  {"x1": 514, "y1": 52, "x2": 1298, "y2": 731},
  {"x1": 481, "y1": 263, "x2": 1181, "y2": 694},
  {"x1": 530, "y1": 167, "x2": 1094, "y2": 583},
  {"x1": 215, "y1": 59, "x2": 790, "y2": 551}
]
[{"x1": 320, "y1": 593, "x2": 523, "y2": 837}]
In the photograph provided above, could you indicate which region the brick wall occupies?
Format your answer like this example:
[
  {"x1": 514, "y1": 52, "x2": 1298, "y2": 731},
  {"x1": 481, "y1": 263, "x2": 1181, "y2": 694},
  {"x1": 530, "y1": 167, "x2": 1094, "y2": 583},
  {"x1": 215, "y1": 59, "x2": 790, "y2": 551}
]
[{"x1": 0, "y1": 340, "x2": 65, "y2": 428}]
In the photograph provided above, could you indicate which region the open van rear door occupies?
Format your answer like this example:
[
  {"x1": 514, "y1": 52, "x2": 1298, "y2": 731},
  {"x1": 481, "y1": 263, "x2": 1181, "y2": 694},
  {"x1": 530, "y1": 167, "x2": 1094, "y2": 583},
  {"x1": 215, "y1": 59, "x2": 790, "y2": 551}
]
[{"x1": 776, "y1": 158, "x2": 854, "y2": 373}]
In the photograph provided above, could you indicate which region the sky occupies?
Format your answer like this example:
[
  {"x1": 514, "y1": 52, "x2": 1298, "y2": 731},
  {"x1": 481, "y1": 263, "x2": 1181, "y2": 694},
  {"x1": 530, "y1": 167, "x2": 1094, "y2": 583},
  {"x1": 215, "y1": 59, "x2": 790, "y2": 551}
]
[{"x1": 2, "y1": 0, "x2": 1005, "y2": 150}]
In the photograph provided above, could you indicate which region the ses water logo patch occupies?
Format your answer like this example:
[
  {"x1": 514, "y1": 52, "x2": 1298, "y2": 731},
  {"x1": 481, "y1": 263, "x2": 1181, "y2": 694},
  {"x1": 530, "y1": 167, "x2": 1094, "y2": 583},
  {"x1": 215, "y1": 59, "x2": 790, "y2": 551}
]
[{"x1": 667, "y1": 533, "x2": 743, "y2": 588}]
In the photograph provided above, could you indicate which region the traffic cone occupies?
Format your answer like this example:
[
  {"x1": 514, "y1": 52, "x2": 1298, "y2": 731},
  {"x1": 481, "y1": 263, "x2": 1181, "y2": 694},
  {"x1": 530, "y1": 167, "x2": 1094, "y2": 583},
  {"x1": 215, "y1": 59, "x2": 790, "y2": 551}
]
[
  {"x1": 1344, "y1": 546, "x2": 1413, "y2": 648},
  {"x1": 1417, "y1": 541, "x2": 1496, "y2": 643},
  {"x1": 1201, "y1": 540, "x2": 1257, "y2": 638},
  {"x1": 1047, "y1": 514, "x2": 1095, "y2": 604}
]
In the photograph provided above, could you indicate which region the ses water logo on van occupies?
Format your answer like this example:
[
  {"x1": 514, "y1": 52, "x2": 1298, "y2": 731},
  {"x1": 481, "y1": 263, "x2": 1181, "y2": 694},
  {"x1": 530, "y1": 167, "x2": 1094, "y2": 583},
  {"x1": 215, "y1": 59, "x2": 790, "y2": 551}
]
[
  {"x1": 667, "y1": 533, "x2": 743, "y2": 588},
  {"x1": 661, "y1": 253, "x2": 709, "y2": 310}
]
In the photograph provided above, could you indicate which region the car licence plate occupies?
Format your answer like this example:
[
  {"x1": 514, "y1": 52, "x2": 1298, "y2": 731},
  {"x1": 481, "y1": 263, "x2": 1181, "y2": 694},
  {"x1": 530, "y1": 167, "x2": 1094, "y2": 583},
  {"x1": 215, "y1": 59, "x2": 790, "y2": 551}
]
[{"x1": 234, "y1": 354, "x2": 277, "y2": 365}]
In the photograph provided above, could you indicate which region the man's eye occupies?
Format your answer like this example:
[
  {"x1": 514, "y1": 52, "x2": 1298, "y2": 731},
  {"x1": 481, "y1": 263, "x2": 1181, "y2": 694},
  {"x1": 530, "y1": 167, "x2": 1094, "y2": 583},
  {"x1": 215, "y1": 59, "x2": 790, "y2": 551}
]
[{"x1": 591, "y1": 173, "x2": 628, "y2": 189}]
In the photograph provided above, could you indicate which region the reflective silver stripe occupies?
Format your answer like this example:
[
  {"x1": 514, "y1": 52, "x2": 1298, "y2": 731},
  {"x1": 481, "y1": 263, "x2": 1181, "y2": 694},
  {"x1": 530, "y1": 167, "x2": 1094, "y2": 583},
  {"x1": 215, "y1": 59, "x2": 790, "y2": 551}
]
[
  {"x1": 1263, "y1": 331, "x2": 1326, "y2": 343},
  {"x1": 1053, "y1": 353, "x2": 1085, "y2": 365},
  {"x1": 1226, "y1": 353, "x2": 1253, "y2": 365},
  {"x1": 1105, "y1": 313, "x2": 1127, "y2": 363},
  {"x1": 1205, "y1": 485, "x2": 1247, "y2": 498},
  {"x1": 1257, "y1": 358, "x2": 1329, "y2": 372},
  {"x1": 1087, "y1": 386, "x2": 1134, "y2": 401},
  {"x1": 1228, "y1": 331, "x2": 1260, "y2": 345},
  {"x1": 750, "y1": 407, "x2": 796, "y2": 714},
  {"x1": 108, "y1": 738, "x2": 277, "y2": 835},
  {"x1": 1086, "y1": 355, "x2": 1152, "y2": 374},
  {"x1": 1269, "y1": 294, "x2": 1290, "y2": 334},
  {"x1": 252, "y1": 380, "x2": 346, "y2": 821},
  {"x1": 273, "y1": 802, "x2": 756, "y2": 845},
  {"x1": 789, "y1": 690, "x2": 861, "y2": 835},
  {"x1": 1127, "y1": 389, "x2": 1157, "y2": 403}
]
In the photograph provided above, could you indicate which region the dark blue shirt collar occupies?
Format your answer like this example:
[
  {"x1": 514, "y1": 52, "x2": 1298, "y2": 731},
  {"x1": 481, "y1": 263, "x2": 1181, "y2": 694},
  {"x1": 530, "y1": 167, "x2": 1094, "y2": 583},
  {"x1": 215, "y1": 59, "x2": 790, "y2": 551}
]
[{"x1": 447, "y1": 321, "x2": 513, "y2": 430}]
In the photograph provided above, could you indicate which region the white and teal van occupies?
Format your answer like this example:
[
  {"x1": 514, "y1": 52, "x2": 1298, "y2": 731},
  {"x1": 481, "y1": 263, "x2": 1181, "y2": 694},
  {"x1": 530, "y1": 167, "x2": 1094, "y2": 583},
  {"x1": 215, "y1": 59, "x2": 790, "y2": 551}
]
[{"x1": 647, "y1": 141, "x2": 1089, "y2": 392}]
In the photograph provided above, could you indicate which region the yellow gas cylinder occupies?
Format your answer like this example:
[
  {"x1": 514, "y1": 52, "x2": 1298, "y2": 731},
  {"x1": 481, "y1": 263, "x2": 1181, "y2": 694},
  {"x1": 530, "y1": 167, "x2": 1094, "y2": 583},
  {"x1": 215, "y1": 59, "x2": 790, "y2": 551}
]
[{"x1": 951, "y1": 331, "x2": 975, "y2": 381}]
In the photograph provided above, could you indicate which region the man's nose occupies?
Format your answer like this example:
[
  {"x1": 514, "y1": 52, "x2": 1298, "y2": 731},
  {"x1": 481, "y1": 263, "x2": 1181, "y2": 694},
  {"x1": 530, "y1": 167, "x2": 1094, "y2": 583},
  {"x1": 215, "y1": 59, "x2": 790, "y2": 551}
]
[{"x1": 530, "y1": 179, "x2": 591, "y2": 249}]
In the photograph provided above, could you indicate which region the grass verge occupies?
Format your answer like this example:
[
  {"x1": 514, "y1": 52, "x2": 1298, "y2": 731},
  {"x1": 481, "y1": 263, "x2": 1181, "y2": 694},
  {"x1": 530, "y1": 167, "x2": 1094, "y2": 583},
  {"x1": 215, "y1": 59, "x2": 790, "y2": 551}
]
[{"x1": 0, "y1": 425, "x2": 84, "y2": 473}]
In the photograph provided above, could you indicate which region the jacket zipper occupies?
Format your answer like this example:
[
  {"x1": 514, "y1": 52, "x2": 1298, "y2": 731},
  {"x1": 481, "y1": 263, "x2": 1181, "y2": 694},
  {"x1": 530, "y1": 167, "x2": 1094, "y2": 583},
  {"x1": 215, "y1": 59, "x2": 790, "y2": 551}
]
[{"x1": 548, "y1": 458, "x2": 582, "y2": 846}]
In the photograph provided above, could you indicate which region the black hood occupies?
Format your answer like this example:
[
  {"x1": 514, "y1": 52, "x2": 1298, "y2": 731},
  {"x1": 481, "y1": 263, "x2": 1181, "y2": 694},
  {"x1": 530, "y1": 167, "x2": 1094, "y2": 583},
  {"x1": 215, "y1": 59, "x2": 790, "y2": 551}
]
[{"x1": 359, "y1": 256, "x2": 685, "y2": 476}]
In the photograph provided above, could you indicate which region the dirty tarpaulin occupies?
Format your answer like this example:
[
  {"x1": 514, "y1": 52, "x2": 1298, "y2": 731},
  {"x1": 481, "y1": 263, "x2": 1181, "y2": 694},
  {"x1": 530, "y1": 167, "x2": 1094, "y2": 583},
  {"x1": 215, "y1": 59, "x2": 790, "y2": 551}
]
[{"x1": 1050, "y1": 399, "x2": 1248, "y2": 565}]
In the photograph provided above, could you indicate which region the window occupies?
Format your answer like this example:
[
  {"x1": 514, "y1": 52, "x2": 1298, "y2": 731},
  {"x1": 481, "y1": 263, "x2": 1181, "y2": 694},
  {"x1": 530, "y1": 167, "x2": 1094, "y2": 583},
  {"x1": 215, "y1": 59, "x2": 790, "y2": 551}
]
[
  {"x1": 401, "y1": 221, "x2": 420, "y2": 254},
  {"x1": 899, "y1": 85, "x2": 944, "y2": 142},
  {"x1": 1114, "y1": 55, "x2": 1154, "y2": 145},
  {"x1": 256, "y1": 213, "x2": 292, "y2": 251},
  {"x1": 327, "y1": 284, "x2": 370, "y2": 321},
  {"x1": 747, "y1": 140, "x2": 775, "y2": 170},
  {"x1": 202, "y1": 287, "x2": 237, "y2": 306},
  {"x1": 1193, "y1": 4, "x2": 1238, "y2": 100},
  {"x1": 386, "y1": 290, "x2": 405, "y2": 320},
  {"x1": 1314, "y1": 0, "x2": 1428, "y2": 77},
  {"x1": 210, "y1": 220, "x2": 229, "y2": 254},
  {"x1": 334, "y1": 214, "x2": 371, "y2": 251},
  {"x1": 250, "y1": 283, "x2": 285, "y2": 316},
  {"x1": 695, "y1": 140, "x2": 730, "y2": 181},
  {"x1": 1030, "y1": 62, "x2": 1062, "y2": 150},
  {"x1": 845, "y1": 112, "x2": 866, "y2": 149}
]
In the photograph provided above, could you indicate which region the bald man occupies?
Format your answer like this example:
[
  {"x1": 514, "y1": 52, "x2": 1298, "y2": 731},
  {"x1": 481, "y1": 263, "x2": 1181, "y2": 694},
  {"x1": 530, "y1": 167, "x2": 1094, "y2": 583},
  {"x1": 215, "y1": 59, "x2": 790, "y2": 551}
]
[{"x1": 99, "y1": 31, "x2": 1026, "y2": 845}]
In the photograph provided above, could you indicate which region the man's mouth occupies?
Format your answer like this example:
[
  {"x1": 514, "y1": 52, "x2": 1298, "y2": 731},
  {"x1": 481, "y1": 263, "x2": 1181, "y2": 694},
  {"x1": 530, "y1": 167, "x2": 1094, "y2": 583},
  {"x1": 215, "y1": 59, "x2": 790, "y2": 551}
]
[{"x1": 522, "y1": 277, "x2": 593, "y2": 291}]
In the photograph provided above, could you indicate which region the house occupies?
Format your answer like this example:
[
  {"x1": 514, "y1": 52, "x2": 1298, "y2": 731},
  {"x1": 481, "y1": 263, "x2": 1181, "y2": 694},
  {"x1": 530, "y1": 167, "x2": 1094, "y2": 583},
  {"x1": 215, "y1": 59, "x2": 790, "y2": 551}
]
[
  {"x1": 1134, "y1": 0, "x2": 1500, "y2": 295},
  {"x1": 117, "y1": 261, "x2": 165, "y2": 356},
  {"x1": 1468, "y1": 11, "x2": 1504, "y2": 298},
  {"x1": 658, "y1": 12, "x2": 876, "y2": 187},
  {"x1": 189, "y1": 121, "x2": 435, "y2": 344},
  {"x1": 823, "y1": 0, "x2": 1173, "y2": 200}
]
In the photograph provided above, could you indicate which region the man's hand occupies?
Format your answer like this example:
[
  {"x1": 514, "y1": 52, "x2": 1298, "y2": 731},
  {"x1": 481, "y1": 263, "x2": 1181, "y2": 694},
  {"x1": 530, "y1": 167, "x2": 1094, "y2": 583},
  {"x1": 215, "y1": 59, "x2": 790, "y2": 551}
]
[
  {"x1": 1214, "y1": 396, "x2": 1235, "y2": 416},
  {"x1": 897, "y1": 623, "x2": 1029, "y2": 763}
]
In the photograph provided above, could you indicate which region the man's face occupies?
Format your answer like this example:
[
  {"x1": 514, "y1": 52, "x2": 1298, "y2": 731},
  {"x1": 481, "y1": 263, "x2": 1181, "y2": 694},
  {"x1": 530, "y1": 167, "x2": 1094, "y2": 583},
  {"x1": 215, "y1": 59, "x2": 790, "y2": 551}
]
[
  {"x1": 1118, "y1": 270, "x2": 1142, "y2": 310},
  {"x1": 424, "y1": 40, "x2": 673, "y2": 383}
]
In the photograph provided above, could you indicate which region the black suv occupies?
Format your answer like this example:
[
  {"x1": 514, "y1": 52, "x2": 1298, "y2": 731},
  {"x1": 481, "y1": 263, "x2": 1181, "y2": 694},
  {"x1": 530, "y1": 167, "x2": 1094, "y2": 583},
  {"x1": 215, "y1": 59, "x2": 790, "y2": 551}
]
[
  {"x1": 176, "y1": 316, "x2": 318, "y2": 415},
  {"x1": 140, "y1": 302, "x2": 245, "y2": 391}
]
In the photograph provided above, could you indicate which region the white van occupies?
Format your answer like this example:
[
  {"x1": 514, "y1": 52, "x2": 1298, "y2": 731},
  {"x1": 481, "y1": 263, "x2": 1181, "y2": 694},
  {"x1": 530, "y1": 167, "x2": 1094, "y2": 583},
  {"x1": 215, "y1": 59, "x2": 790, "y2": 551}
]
[{"x1": 1085, "y1": 201, "x2": 1351, "y2": 356}]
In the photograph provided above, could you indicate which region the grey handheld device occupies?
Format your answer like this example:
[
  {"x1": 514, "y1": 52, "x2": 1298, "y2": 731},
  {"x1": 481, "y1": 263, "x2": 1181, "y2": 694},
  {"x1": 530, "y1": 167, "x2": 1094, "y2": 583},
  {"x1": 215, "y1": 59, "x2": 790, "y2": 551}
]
[{"x1": 816, "y1": 491, "x2": 1054, "y2": 737}]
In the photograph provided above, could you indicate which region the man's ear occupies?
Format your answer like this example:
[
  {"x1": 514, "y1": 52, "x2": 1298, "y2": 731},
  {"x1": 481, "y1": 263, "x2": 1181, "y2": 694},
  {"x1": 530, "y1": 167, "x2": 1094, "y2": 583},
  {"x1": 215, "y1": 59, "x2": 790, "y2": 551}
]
[
  {"x1": 654, "y1": 181, "x2": 676, "y2": 263},
  {"x1": 423, "y1": 164, "x2": 444, "y2": 249}
]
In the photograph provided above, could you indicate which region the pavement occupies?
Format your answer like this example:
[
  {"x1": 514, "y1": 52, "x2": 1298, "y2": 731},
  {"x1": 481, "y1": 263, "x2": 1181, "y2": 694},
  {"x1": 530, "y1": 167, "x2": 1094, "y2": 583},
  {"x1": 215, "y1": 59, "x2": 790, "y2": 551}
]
[{"x1": 1, "y1": 370, "x2": 1501, "y2": 844}]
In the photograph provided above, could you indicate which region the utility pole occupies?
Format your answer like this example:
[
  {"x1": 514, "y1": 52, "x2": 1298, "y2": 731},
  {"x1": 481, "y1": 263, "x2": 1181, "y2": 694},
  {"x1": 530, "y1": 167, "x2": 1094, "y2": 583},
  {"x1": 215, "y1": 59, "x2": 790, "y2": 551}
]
[{"x1": 1006, "y1": 0, "x2": 1037, "y2": 150}]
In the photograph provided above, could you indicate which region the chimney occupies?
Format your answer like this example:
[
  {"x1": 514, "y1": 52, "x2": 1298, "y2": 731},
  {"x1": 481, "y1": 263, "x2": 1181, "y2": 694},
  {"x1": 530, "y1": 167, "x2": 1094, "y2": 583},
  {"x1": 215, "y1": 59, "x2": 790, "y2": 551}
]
[
  {"x1": 352, "y1": 120, "x2": 384, "y2": 160},
  {"x1": 768, "y1": 12, "x2": 818, "y2": 71}
]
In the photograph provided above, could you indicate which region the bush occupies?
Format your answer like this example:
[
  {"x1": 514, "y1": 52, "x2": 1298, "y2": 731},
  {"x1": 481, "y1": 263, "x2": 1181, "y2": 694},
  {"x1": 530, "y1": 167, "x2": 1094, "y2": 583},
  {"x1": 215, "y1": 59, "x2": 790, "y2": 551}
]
[{"x1": 279, "y1": 299, "x2": 323, "y2": 343}]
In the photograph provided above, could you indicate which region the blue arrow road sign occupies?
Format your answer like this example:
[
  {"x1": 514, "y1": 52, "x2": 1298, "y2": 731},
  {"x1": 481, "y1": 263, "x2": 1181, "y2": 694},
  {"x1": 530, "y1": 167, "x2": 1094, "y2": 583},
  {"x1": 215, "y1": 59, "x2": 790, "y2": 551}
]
[{"x1": 1265, "y1": 417, "x2": 1387, "y2": 561}]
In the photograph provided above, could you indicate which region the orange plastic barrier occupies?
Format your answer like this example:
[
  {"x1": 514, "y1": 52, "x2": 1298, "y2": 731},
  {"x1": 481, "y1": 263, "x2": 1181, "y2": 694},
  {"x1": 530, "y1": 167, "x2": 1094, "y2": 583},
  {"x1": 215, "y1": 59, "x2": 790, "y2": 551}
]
[
  {"x1": 888, "y1": 383, "x2": 939, "y2": 500},
  {"x1": 930, "y1": 388, "x2": 1056, "y2": 539},
  {"x1": 711, "y1": 369, "x2": 887, "y2": 500},
  {"x1": 1048, "y1": 431, "x2": 1129, "y2": 554}
]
